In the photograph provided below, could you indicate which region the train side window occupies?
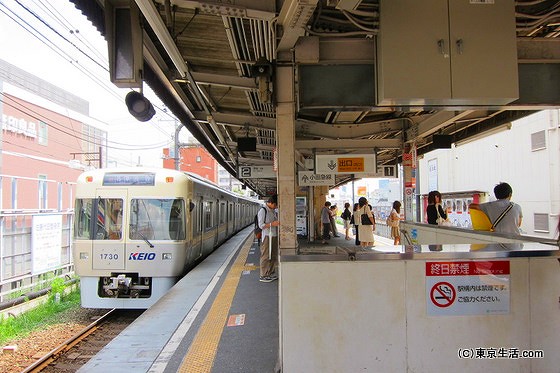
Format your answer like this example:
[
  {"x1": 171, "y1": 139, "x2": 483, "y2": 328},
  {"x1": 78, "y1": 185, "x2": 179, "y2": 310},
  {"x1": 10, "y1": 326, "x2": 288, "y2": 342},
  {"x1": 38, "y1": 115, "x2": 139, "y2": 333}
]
[
  {"x1": 219, "y1": 202, "x2": 226, "y2": 224},
  {"x1": 74, "y1": 198, "x2": 93, "y2": 239},
  {"x1": 169, "y1": 199, "x2": 185, "y2": 240},
  {"x1": 204, "y1": 201, "x2": 213, "y2": 229}
]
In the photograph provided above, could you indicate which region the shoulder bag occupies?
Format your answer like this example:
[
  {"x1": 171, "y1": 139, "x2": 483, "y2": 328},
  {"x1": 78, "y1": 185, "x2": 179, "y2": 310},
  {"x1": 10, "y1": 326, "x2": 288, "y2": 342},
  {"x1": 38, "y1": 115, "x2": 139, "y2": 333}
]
[
  {"x1": 361, "y1": 207, "x2": 373, "y2": 225},
  {"x1": 489, "y1": 203, "x2": 514, "y2": 232},
  {"x1": 436, "y1": 206, "x2": 453, "y2": 227}
]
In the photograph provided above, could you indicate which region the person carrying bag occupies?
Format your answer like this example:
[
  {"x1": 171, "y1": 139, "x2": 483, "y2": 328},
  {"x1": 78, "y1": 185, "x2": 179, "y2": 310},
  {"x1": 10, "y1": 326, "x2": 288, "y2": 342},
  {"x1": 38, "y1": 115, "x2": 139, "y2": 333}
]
[{"x1": 356, "y1": 197, "x2": 375, "y2": 247}]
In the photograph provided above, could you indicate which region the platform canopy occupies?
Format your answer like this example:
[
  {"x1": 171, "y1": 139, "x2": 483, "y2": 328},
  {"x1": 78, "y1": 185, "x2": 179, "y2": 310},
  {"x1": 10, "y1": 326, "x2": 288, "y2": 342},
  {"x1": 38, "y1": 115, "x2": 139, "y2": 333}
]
[{"x1": 71, "y1": 0, "x2": 560, "y2": 196}]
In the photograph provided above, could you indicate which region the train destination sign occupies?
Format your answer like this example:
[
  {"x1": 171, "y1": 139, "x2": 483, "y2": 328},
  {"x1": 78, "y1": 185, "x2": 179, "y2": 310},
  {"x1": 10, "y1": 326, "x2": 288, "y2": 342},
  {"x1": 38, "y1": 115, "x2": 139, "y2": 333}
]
[
  {"x1": 103, "y1": 172, "x2": 156, "y2": 186},
  {"x1": 315, "y1": 154, "x2": 377, "y2": 174}
]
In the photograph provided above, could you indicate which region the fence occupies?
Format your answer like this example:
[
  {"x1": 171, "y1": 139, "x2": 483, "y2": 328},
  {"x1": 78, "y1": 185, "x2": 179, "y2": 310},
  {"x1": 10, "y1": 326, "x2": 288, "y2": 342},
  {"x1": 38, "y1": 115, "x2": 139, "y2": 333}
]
[{"x1": 0, "y1": 174, "x2": 75, "y2": 303}]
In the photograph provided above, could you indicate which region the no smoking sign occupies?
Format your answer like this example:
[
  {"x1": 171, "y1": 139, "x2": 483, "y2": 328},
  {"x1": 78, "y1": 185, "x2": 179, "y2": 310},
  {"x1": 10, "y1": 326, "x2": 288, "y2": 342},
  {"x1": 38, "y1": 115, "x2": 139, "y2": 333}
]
[{"x1": 430, "y1": 282, "x2": 456, "y2": 308}]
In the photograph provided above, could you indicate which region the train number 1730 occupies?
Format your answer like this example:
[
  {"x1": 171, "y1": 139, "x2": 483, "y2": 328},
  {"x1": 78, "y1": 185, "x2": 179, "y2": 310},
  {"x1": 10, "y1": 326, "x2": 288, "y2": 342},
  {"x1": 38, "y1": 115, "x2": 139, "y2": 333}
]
[{"x1": 100, "y1": 253, "x2": 119, "y2": 260}]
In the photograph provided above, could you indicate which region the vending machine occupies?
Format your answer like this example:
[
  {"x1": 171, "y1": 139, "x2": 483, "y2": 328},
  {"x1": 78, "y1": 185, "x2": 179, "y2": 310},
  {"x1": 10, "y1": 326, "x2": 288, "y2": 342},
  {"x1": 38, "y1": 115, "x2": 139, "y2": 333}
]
[{"x1": 295, "y1": 197, "x2": 307, "y2": 237}]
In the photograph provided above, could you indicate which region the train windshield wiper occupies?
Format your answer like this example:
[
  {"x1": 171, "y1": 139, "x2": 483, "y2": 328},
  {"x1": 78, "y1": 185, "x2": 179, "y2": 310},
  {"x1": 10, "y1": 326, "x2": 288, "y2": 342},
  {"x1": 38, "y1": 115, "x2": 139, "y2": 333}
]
[
  {"x1": 139, "y1": 231, "x2": 154, "y2": 248},
  {"x1": 130, "y1": 225, "x2": 154, "y2": 248}
]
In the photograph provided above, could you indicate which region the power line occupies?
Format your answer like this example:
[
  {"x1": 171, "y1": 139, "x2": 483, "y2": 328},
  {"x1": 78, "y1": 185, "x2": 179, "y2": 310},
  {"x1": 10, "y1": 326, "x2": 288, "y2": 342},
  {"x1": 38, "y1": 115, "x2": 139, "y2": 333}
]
[
  {"x1": 1, "y1": 1, "x2": 185, "y2": 158},
  {"x1": 13, "y1": 0, "x2": 107, "y2": 71},
  {"x1": 0, "y1": 1, "x2": 124, "y2": 104},
  {"x1": 1, "y1": 94, "x2": 172, "y2": 151}
]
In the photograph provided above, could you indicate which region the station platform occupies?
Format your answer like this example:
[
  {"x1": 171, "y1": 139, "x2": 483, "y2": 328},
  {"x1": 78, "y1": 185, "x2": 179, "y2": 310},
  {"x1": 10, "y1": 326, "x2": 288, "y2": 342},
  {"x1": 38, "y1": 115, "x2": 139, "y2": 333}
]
[{"x1": 78, "y1": 226, "x2": 394, "y2": 373}]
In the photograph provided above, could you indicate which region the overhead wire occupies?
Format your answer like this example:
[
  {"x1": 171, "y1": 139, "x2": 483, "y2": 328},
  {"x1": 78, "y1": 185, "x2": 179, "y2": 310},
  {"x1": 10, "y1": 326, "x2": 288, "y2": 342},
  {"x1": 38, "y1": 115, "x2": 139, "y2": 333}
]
[
  {"x1": 1, "y1": 0, "x2": 178, "y2": 146},
  {"x1": 1, "y1": 93, "x2": 172, "y2": 151},
  {"x1": 4, "y1": 0, "x2": 123, "y2": 103}
]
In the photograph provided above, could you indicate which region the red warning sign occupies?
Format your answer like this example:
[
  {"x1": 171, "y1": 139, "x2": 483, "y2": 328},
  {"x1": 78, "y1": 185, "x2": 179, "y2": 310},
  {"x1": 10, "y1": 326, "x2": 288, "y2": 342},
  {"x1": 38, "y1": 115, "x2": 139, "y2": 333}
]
[
  {"x1": 425, "y1": 260, "x2": 510, "y2": 316},
  {"x1": 430, "y1": 282, "x2": 456, "y2": 308}
]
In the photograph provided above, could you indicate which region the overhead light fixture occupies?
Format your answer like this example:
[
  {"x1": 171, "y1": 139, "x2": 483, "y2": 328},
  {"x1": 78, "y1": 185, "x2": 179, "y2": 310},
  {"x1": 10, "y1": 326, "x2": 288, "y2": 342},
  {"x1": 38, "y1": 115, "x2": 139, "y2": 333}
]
[
  {"x1": 335, "y1": 0, "x2": 363, "y2": 11},
  {"x1": 125, "y1": 91, "x2": 155, "y2": 122},
  {"x1": 134, "y1": 0, "x2": 188, "y2": 78}
]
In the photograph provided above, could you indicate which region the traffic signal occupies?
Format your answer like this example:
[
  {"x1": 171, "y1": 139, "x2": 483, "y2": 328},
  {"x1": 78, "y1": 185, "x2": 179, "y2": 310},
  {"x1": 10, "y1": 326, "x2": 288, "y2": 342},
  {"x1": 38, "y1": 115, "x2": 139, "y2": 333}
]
[{"x1": 125, "y1": 91, "x2": 155, "y2": 122}]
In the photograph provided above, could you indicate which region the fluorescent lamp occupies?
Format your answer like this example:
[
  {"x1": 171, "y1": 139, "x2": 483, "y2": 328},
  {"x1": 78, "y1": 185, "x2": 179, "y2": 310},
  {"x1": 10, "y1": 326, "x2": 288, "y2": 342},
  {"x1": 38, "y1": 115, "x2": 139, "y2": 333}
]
[{"x1": 134, "y1": 0, "x2": 189, "y2": 78}]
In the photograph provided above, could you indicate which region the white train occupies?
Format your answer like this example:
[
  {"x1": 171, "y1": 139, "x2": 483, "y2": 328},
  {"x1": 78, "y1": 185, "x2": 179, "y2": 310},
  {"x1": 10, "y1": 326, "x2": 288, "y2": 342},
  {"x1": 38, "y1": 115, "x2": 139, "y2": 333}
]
[{"x1": 73, "y1": 167, "x2": 260, "y2": 308}]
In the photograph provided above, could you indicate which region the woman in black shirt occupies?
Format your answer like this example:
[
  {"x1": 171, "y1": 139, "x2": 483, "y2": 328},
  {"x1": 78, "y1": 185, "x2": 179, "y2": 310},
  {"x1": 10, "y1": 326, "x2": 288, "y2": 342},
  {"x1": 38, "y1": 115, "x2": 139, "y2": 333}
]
[{"x1": 426, "y1": 190, "x2": 446, "y2": 225}]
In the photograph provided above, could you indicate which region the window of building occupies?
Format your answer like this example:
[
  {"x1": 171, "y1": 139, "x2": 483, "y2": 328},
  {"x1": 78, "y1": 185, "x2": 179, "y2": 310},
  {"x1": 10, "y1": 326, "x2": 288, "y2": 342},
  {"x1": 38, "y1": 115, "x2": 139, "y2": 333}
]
[
  {"x1": 531, "y1": 130, "x2": 546, "y2": 151},
  {"x1": 38, "y1": 121, "x2": 48, "y2": 146},
  {"x1": 533, "y1": 213, "x2": 549, "y2": 232},
  {"x1": 38, "y1": 174, "x2": 47, "y2": 209}
]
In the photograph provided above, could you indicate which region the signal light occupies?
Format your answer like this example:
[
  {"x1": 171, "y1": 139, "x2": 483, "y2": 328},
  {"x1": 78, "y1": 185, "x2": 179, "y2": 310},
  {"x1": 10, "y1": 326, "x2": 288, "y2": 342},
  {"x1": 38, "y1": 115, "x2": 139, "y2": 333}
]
[{"x1": 125, "y1": 91, "x2": 155, "y2": 122}]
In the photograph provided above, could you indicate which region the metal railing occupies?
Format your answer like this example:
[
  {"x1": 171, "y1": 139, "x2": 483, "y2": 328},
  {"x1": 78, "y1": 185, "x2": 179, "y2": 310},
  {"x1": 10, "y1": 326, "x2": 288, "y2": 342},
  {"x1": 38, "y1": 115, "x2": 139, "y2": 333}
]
[{"x1": 0, "y1": 174, "x2": 75, "y2": 302}]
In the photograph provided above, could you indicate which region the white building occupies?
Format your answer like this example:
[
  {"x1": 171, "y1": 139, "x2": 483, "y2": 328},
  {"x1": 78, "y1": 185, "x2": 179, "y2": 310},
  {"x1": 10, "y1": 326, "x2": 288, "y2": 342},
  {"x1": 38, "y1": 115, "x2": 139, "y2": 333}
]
[{"x1": 418, "y1": 110, "x2": 560, "y2": 240}]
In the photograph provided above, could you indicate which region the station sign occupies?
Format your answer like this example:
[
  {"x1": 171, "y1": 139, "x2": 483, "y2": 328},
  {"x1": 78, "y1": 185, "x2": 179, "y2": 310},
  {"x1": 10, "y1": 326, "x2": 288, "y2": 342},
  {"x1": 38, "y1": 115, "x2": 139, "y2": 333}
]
[
  {"x1": 298, "y1": 171, "x2": 335, "y2": 186},
  {"x1": 353, "y1": 165, "x2": 398, "y2": 179},
  {"x1": 315, "y1": 154, "x2": 377, "y2": 174},
  {"x1": 238, "y1": 166, "x2": 276, "y2": 179}
]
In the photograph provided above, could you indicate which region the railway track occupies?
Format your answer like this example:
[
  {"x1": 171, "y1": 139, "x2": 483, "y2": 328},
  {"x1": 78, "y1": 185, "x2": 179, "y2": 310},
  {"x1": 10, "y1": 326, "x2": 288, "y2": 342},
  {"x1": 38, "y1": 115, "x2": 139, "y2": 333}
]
[{"x1": 22, "y1": 308, "x2": 143, "y2": 373}]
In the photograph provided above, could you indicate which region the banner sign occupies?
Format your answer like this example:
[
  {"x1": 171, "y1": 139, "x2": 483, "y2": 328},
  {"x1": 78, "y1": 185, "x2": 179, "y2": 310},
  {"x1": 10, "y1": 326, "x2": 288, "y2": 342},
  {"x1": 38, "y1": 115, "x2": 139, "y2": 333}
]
[{"x1": 32, "y1": 214, "x2": 63, "y2": 274}]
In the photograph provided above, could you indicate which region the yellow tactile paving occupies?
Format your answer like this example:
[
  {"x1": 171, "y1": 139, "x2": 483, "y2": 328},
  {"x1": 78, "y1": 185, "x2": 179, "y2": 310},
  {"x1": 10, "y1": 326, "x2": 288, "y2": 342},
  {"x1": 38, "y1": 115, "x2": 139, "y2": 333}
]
[{"x1": 178, "y1": 239, "x2": 254, "y2": 373}]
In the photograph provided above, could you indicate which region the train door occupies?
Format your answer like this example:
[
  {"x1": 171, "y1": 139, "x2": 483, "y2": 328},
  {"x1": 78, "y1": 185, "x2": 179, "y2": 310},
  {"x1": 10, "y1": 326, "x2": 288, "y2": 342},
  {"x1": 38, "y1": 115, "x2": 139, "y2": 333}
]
[{"x1": 90, "y1": 189, "x2": 127, "y2": 272}]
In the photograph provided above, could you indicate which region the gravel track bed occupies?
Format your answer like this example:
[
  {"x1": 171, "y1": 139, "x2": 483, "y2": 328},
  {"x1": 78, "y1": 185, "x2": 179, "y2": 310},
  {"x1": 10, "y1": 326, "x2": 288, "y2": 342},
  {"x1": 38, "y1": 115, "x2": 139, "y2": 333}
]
[{"x1": 0, "y1": 307, "x2": 110, "y2": 373}]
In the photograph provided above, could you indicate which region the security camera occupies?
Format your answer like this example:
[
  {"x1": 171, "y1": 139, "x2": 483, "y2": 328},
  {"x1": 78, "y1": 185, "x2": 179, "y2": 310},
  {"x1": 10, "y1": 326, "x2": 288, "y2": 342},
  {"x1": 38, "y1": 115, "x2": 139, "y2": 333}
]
[{"x1": 251, "y1": 57, "x2": 273, "y2": 78}]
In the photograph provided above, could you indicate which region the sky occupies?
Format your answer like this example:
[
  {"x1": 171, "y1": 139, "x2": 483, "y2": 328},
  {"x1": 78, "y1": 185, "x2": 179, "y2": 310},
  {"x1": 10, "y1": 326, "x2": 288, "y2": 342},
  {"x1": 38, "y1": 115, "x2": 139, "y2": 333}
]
[{"x1": 0, "y1": 0, "x2": 189, "y2": 167}]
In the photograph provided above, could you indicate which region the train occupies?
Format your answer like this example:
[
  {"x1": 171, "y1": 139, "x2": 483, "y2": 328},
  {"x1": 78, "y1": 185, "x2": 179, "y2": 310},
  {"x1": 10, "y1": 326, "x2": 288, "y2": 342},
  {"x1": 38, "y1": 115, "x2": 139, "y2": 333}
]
[{"x1": 72, "y1": 167, "x2": 260, "y2": 308}]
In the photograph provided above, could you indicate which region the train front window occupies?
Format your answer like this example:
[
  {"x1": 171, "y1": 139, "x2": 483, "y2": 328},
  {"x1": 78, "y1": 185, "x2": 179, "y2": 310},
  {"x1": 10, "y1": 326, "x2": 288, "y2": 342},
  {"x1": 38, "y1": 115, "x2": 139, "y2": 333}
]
[
  {"x1": 74, "y1": 198, "x2": 123, "y2": 240},
  {"x1": 129, "y1": 198, "x2": 185, "y2": 240}
]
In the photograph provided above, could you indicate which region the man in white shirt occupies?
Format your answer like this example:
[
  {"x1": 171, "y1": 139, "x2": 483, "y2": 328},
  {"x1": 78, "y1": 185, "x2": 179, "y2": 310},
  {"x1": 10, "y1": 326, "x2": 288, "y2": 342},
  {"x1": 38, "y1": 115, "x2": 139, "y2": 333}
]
[{"x1": 257, "y1": 194, "x2": 279, "y2": 282}]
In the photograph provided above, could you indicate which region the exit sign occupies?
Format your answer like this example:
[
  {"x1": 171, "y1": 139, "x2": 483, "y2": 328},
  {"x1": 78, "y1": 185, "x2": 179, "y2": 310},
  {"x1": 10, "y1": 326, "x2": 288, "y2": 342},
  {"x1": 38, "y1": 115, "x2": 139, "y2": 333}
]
[{"x1": 315, "y1": 154, "x2": 377, "y2": 174}]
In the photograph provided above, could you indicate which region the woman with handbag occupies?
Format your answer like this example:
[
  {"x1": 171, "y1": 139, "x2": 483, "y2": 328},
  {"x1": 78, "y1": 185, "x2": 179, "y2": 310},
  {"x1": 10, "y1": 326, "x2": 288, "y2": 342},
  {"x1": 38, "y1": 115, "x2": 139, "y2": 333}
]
[
  {"x1": 388, "y1": 200, "x2": 401, "y2": 245},
  {"x1": 356, "y1": 197, "x2": 375, "y2": 247},
  {"x1": 426, "y1": 190, "x2": 447, "y2": 225}
]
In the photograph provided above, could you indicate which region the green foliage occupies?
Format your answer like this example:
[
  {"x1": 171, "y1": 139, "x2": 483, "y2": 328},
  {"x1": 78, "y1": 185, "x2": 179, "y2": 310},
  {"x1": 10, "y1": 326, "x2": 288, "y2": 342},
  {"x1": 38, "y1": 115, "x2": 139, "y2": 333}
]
[
  {"x1": 0, "y1": 288, "x2": 80, "y2": 345},
  {"x1": 49, "y1": 277, "x2": 66, "y2": 302}
]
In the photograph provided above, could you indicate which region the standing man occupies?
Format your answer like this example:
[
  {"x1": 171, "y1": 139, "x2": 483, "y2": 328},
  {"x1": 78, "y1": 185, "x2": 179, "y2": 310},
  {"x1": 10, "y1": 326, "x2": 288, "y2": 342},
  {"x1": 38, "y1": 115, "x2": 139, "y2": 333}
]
[
  {"x1": 320, "y1": 201, "x2": 332, "y2": 244},
  {"x1": 470, "y1": 182, "x2": 523, "y2": 235},
  {"x1": 257, "y1": 194, "x2": 279, "y2": 282},
  {"x1": 329, "y1": 205, "x2": 340, "y2": 237}
]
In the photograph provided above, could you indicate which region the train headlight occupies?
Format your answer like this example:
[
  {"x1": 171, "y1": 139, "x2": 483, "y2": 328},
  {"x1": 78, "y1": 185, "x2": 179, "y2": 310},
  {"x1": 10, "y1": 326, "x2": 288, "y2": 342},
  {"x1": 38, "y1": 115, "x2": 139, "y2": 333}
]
[
  {"x1": 162, "y1": 253, "x2": 172, "y2": 260},
  {"x1": 79, "y1": 252, "x2": 89, "y2": 259}
]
